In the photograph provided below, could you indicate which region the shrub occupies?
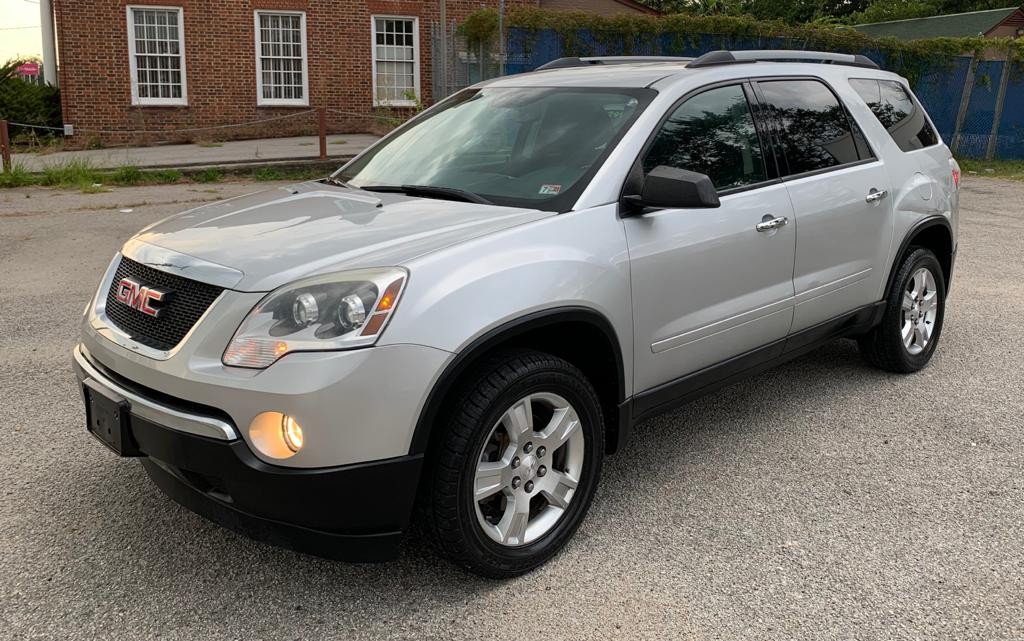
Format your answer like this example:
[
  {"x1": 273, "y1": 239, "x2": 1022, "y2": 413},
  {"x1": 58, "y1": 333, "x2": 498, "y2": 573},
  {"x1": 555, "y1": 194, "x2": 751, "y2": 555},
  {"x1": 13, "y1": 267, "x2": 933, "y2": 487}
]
[{"x1": 0, "y1": 59, "x2": 62, "y2": 139}]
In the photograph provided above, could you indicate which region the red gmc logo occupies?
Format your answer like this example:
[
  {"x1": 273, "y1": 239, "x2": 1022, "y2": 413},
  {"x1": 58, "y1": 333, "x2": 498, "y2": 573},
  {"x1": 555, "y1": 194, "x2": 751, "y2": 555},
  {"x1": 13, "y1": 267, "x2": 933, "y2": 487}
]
[{"x1": 114, "y1": 278, "x2": 170, "y2": 317}]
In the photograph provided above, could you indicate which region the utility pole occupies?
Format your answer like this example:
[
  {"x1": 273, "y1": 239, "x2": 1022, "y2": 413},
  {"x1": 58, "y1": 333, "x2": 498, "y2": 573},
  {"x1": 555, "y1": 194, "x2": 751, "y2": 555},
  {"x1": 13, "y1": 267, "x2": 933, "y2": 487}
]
[
  {"x1": 40, "y1": 0, "x2": 58, "y2": 87},
  {"x1": 439, "y1": 0, "x2": 448, "y2": 99},
  {"x1": 498, "y1": 0, "x2": 505, "y2": 77}
]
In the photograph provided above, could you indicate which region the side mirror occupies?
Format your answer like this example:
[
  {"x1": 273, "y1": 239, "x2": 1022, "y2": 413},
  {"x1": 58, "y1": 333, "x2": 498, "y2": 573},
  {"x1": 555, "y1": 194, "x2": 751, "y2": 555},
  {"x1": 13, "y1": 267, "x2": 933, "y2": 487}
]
[{"x1": 623, "y1": 165, "x2": 720, "y2": 213}]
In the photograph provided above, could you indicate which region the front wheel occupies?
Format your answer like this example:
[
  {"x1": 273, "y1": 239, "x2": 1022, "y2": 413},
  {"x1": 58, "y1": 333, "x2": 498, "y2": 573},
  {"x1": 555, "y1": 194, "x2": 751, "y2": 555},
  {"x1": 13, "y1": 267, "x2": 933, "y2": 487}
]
[
  {"x1": 859, "y1": 247, "x2": 946, "y2": 373},
  {"x1": 419, "y1": 349, "x2": 604, "y2": 578}
]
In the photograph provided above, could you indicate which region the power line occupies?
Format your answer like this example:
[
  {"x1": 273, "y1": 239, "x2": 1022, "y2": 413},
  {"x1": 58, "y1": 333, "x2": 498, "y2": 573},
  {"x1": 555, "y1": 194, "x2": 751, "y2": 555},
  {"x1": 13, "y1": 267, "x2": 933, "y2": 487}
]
[{"x1": 0, "y1": 25, "x2": 40, "y2": 30}]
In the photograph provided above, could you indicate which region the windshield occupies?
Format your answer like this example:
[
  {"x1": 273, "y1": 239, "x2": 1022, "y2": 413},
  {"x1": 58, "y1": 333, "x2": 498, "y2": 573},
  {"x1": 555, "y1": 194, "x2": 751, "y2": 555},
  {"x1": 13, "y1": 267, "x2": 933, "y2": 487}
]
[{"x1": 337, "y1": 87, "x2": 656, "y2": 211}]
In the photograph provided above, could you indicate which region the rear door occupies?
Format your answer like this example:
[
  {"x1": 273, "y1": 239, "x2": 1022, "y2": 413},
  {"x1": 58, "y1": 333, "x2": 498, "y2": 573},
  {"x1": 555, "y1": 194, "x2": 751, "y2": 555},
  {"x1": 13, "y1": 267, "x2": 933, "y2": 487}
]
[
  {"x1": 625, "y1": 83, "x2": 796, "y2": 394},
  {"x1": 755, "y1": 78, "x2": 894, "y2": 333}
]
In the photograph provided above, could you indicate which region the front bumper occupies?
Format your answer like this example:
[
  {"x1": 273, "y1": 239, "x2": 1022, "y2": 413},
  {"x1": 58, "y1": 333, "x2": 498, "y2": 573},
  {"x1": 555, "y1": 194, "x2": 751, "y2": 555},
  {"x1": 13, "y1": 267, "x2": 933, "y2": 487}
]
[{"x1": 73, "y1": 345, "x2": 423, "y2": 561}]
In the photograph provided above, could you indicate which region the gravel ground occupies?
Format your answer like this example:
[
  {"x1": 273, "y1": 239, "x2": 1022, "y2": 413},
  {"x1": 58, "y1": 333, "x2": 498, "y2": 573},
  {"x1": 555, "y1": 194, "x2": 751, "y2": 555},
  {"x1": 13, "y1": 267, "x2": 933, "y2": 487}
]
[{"x1": 1, "y1": 178, "x2": 1021, "y2": 640}]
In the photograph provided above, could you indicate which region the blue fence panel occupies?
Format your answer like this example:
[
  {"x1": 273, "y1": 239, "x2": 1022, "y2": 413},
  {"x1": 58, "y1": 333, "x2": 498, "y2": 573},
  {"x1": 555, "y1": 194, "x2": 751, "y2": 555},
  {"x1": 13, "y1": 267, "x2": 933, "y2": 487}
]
[
  {"x1": 995, "y1": 63, "x2": 1024, "y2": 159},
  {"x1": 956, "y1": 60, "x2": 1002, "y2": 158},
  {"x1": 914, "y1": 56, "x2": 972, "y2": 142},
  {"x1": 505, "y1": 28, "x2": 1023, "y2": 159}
]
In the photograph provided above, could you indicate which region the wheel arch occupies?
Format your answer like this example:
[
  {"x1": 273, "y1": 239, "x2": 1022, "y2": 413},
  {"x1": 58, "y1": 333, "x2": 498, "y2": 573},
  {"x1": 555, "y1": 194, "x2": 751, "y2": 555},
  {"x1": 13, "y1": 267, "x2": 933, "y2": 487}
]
[
  {"x1": 886, "y1": 215, "x2": 954, "y2": 296},
  {"x1": 408, "y1": 306, "x2": 629, "y2": 460}
]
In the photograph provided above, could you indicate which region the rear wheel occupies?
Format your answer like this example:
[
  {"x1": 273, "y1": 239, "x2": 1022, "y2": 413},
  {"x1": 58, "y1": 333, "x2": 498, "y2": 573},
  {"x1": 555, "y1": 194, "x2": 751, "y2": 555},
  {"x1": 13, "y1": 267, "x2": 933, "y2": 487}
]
[
  {"x1": 859, "y1": 248, "x2": 946, "y2": 372},
  {"x1": 419, "y1": 349, "x2": 604, "y2": 578}
]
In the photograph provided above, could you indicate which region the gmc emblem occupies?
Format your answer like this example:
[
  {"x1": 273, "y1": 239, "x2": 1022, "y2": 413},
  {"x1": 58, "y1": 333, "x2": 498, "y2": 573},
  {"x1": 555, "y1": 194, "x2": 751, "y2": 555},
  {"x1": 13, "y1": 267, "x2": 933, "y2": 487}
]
[{"x1": 114, "y1": 278, "x2": 171, "y2": 318}]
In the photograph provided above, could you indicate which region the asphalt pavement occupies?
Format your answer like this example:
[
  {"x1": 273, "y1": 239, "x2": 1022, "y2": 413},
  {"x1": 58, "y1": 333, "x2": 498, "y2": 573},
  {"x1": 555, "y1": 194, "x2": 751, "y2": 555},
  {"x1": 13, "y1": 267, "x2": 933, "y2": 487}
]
[{"x1": 1, "y1": 178, "x2": 1021, "y2": 640}]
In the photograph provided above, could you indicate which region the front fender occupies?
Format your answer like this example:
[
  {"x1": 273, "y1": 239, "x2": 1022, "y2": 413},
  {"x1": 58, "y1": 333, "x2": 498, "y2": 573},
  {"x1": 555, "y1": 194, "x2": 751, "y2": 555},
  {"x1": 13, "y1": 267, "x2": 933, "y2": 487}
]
[{"x1": 380, "y1": 203, "x2": 634, "y2": 393}]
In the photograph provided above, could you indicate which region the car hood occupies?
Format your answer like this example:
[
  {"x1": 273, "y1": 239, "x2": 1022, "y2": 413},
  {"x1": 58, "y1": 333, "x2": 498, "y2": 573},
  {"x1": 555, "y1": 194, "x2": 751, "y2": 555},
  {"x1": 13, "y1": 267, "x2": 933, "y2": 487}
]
[{"x1": 128, "y1": 182, "x2": 553, "y2": 291}]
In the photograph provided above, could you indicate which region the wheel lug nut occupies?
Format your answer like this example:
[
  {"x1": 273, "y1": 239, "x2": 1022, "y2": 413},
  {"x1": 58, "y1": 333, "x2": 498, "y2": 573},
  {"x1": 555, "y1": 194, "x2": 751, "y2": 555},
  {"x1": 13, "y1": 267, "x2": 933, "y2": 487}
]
[
  {"x1": 510, "y1": 457, "x2": 520, "y2": 469},
  {"x1": 537, "y1": 446, "x2": 546, "y2": 457},
  {"x1": 511, "y1": 477, "x2": 521, "y2": 489},
  {"x1": 524, "y1": 481, "x2": 534, "y2": 493},
  {"x1": 538, "y1": 465, "x2": 547, "y2": 477},
  {"x1": 523, "y1": 442, "x2": 533, "y2": 454}
]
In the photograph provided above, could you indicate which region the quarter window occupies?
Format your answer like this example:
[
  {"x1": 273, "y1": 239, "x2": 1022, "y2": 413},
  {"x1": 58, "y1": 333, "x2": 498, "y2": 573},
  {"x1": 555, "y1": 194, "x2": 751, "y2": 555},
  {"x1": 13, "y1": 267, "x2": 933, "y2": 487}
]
[
  {"x1": 759, "y1": 80, "x2": 863, "y2": 176},
  {"x1": 255, "y1": 12, "x2": 308, "y2": 106},
  {"x1": 643, "y1": 84, "x2": 767, "y2": 191},
  {"x1": 127, "y1": 6, "x2": 186, "y2": 105},
  {"x1": 372, "y1": 17, "x2": 419, "y2": 106},
  {"x1": 850, "y1": 78, "x2": 938, "y2": 152}
]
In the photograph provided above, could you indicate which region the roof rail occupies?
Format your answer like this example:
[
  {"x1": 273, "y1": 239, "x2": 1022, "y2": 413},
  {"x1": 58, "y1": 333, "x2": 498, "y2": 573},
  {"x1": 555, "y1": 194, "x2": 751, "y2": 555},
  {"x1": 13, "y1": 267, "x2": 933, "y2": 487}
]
[
  {"x1": 536, "y1": 56, "x2": 694, "y2": 71},
  {"x1": 687, "y1": 50, "x2": 880, "y2": 70}
]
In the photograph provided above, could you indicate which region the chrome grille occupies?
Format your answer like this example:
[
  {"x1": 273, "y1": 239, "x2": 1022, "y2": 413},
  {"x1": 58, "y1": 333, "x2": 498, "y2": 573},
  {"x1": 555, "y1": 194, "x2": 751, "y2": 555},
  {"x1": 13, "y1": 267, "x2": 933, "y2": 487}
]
[{"x1": 104, "y1": 257, "x2": 224, "y2": 351}]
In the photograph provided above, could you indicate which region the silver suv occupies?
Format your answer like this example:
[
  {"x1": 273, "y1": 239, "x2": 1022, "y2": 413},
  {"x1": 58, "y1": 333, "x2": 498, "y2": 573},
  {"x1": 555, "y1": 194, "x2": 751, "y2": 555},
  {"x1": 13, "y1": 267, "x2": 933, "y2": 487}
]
[{"x1": 74, "y1": 50, "x2": 959, "y2": 578}]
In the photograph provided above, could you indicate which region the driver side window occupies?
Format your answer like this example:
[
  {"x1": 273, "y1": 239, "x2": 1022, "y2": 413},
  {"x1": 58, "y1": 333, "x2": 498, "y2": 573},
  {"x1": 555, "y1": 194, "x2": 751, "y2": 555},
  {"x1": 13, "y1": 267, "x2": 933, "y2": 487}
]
[{"x1": 643, "y1": 84, "x2": 767, "y2": 191}]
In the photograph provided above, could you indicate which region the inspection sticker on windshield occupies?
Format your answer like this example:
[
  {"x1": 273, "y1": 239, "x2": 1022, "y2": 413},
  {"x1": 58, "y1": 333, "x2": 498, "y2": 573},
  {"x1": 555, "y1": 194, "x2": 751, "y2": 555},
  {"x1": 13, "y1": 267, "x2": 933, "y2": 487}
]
[{"x1": 539, "y1": 184, "x2": 562, "y2": 195}]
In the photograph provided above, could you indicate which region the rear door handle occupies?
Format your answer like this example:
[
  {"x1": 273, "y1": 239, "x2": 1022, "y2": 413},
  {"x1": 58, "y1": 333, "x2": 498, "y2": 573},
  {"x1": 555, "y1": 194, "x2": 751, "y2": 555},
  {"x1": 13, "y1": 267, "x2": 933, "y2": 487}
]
[
  {"x1": 756, "y1": 216, "x2": 788, "y2": 232},
  {"x1": 865, "y1": 189, "x2": 888, "y2": 203}
]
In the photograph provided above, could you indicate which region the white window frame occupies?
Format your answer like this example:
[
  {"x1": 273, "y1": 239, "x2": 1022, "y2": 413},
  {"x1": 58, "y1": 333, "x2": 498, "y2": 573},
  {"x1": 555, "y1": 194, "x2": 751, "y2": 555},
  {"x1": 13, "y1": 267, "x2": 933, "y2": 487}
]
[
  {"x1": 254, "y1": 10, "x2": 310, "y2": 107},
  {"x1": 371, "y1": 15, "x2": 420, "y2": 107},
  {"x1": 126, "y1": 5, "x2": 188, "y2": 106}
]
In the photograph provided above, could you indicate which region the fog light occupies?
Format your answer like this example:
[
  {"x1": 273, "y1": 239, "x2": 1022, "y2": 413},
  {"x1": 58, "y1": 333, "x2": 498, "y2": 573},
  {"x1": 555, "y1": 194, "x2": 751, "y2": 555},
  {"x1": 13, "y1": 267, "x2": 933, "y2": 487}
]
[
  {"x1": 282, "y1": 415, "x2": 304, "y2": 452},
  {"x1": 249, "y1": 411, "x2": 304, "y2": 459}
]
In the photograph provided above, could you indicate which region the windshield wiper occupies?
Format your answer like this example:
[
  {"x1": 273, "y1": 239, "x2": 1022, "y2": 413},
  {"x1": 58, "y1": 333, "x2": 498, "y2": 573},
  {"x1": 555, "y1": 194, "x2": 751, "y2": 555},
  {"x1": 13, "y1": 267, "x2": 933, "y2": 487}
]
[{"x1": 360, "y1": 184, "x2": 492, "y2": 205}]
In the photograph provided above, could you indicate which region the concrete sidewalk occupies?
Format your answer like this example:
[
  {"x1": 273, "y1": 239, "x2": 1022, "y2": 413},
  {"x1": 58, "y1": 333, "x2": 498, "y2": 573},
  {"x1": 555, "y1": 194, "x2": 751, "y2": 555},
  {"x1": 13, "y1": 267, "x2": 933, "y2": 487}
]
[{"x1": 12, "y1": 134, "x2": 380, "y2": 172}]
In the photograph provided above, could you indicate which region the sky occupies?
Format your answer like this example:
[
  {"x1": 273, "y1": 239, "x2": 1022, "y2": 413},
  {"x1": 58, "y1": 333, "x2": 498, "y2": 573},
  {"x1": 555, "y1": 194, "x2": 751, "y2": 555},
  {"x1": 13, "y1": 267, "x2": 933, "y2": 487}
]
[{"x1": 1, "y1": 0, "x2": 43, "y2": 63}]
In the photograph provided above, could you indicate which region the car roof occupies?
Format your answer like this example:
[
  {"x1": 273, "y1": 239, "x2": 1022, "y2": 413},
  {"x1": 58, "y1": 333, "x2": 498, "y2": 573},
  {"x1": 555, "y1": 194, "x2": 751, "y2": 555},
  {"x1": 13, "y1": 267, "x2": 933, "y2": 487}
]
[
  {"x1": 478, "y1": 52, "x2": 899, "y2": 90},
  {"x1": 481, "y1": 63, "x2": 695, "y2": 89}
]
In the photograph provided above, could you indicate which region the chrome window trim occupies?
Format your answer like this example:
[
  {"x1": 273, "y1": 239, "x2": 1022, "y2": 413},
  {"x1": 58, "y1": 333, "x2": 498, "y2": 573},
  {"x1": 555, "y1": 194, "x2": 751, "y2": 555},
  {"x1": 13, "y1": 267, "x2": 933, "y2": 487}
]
[{"x1": 73, "y1": 345, "x2": 238, "y2": 441}]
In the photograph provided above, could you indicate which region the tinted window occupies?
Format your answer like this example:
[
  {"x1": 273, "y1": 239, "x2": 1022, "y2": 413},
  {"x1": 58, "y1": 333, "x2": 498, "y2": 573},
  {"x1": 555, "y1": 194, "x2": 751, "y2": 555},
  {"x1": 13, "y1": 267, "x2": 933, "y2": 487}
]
[
  {"x1": 759, "y1": 80, "x2": 862, "y2": 175},
  {"x1": 850, "y1": 78, "x2": 939, "y2": 152},
  {"x1": 643, "y1": 84, "x2": 766, "y2": 191}
]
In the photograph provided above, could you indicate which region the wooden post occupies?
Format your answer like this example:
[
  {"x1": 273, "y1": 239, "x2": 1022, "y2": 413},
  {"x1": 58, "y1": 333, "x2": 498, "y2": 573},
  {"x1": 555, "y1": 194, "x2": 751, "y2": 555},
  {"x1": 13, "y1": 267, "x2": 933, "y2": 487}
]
[
  {"x1": 318, "y1": 107, "x2": 327, "y2": 160},
  {"x1": 0, "y1": 120, "x2": 11, "y2": 173}
]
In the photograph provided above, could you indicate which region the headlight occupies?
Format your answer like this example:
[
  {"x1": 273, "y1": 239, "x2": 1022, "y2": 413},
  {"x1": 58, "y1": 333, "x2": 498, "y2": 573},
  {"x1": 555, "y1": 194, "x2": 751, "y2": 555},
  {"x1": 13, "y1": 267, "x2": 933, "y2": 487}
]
[{"x1": 222, "y1": 267, "x2": 407, "y2": 369}]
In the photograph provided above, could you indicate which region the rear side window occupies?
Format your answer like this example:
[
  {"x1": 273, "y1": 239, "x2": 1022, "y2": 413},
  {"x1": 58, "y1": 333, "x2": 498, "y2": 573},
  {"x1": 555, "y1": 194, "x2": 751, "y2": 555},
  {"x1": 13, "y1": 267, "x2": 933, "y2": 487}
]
[
  {"x1": 758, "y1": 79, "x2": 863, "y2": 176},
  {"x1": 643, "y1": 84, "x2": 767, "y2": 191},
  {"x1": 850, "y1": 78, "x2": 938, "y2": 152}
]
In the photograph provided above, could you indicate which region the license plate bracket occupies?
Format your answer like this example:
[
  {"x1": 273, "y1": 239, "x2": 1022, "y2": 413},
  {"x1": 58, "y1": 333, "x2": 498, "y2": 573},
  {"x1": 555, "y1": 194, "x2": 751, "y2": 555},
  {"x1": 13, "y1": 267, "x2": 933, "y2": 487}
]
[{"x1": 83, "y1": 379, "x2": 141, "y2": 457}]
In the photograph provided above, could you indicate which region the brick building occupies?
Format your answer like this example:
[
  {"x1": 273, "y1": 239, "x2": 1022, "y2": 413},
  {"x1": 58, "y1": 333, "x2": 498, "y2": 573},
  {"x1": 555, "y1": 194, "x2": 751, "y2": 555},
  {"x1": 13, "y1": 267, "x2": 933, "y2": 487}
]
[{"x1": 51, "y1": 0, "x2": 655, "y2": 147}]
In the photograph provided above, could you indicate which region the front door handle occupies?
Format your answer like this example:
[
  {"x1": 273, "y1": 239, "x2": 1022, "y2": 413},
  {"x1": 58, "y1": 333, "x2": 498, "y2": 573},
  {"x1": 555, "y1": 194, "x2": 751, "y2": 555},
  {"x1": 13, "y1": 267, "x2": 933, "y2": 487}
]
[
  {"x1": 865, "y1": 189, "x2": 888, "y2": 203},
  {"x1": 756, "y1": 216, "x2": 789, "y2": 232}
]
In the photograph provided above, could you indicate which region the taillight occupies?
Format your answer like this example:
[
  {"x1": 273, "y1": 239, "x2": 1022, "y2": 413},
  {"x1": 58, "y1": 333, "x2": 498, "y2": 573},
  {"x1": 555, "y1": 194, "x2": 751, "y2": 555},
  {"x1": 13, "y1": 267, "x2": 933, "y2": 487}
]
[{"x1": 951, "y1": 161, "x2": 961, "y2": 189}]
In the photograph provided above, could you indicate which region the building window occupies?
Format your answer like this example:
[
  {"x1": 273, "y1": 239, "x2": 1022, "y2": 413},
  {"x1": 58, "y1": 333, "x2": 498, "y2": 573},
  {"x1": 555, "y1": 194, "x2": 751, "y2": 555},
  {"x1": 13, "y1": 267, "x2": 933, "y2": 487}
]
[
  {"x1": 372, "y1": 16, "x2": 419, "y2": 106},
  {"x1": 127, "y1": 6, "x2": 187, "y2": 106},
  {"x1": 255, "y1": 11, "x2": 308, "y2": 106}
]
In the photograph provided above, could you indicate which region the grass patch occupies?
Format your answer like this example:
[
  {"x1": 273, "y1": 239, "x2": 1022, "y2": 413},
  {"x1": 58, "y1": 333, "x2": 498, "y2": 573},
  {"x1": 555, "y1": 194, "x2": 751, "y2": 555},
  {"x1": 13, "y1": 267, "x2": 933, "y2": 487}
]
[
  {"x1": 193, "y1": 168, "x2": 222, "y2": 183},
  {"x1": 196, "y1": 141, "x2": 224, "y2": 148},
  {"x1": 109, "y1": 165, "x2": 146, "y2": 186},
  {"x1": 329, "y1": 138, "x2": 348, "y2": 144},
  {"x1": 39, "y1": 159, "x2": 101, "y2": 187},
  {"x1": 247, "y1": 165, "x2": 325, "y2": 182},
  {"x1": 253, "y1": 167, "x2": 283, "y2": 181},
  {"x1": 958, "y1": 158, "x2": 1024, "y2": 181},
  {"x1": 0, "y1": 164, "x2": 35, "y2": 188},
  {"x1": 149, "y1": 169, "x2": 183, "y2": 183}
]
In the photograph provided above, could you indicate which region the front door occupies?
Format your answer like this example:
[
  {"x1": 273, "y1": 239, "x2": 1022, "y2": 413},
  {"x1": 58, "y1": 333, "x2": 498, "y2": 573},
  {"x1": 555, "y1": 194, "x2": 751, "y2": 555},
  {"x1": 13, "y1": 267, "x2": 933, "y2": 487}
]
[{"x1": 625, "y1": 83, "x2": 797, "y2": 394}]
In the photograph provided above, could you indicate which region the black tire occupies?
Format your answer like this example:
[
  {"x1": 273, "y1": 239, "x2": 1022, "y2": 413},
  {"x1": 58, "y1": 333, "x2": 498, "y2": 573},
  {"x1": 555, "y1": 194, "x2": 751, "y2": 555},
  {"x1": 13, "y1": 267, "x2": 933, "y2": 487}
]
[
  {"x1": 418, "y1": 349, "x2": 605, "y2": 578},
  {"x1": 858, "y1": 247, "x2": 946, "y2": 373}
]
